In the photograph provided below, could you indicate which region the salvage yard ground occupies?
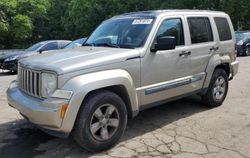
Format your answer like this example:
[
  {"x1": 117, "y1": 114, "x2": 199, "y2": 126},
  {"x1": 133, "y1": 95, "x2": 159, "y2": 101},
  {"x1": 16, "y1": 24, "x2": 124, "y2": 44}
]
[{"x1": 0, "y1": 57, "x2": 250, "y2": 158}]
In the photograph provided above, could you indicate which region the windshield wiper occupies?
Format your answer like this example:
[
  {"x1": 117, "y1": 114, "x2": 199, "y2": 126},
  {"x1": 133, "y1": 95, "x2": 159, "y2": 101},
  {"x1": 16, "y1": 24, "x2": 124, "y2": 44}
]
[{"x1": 95, "y1": 43, "x2": 120, "y2": 48}]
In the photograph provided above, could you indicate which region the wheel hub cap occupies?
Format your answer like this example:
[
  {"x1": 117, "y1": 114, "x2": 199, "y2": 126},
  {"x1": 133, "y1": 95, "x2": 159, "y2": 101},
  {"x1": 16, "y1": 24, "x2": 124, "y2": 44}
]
[
  {"x1": 90, "y1": 104, "x2": 120, "y2": 141},
  {"x1": 213, "y1": 76, "x2": 226, "y2": 100}
]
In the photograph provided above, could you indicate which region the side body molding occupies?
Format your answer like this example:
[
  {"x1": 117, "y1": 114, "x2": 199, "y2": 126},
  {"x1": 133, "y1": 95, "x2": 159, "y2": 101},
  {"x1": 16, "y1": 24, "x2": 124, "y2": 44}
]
[
  {"x1": 60, "y1": 69, "x2": 139, "y2": 133},
  {"x1": 203, "y1": 54, "x2": 231, "y2": 88}
]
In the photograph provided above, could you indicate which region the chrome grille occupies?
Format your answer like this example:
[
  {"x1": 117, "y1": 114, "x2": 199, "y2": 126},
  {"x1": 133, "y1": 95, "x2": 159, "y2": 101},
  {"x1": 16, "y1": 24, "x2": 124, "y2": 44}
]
[{"x1": 18, "y1": 66, "x2": 41, "y2": 98}]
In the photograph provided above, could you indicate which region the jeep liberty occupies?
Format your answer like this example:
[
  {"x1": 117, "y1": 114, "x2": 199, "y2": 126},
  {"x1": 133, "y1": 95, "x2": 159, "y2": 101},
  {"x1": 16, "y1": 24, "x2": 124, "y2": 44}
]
[{"x1": 7, "y1": 10, "x2": 239, "y2": 151}]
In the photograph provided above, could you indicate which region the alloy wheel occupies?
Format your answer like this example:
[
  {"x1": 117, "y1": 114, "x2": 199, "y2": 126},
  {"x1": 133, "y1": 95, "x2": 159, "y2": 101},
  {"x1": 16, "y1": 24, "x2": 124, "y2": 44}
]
[
  {"x1": 90, "y1": 104, "x2": 120, "y2": 141},
  {"x1": 213, "y1": 76, "x2": 226, "y2": 101}
]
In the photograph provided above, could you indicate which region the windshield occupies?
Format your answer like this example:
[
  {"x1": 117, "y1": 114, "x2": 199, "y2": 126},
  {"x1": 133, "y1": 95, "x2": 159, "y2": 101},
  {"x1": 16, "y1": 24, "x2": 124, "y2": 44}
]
[
  {"x1": 26, "y1": 42, "x2": 44, "y2": 51},
  {"x1": 64, "y1": 38, "x2": 86, "y2": 49},
  {"x1": 84, "y1": 18, "x2": 155, "y2": 49},
  {"x1": 236, "y1": 32, "x2": 250, "y2": 42}
]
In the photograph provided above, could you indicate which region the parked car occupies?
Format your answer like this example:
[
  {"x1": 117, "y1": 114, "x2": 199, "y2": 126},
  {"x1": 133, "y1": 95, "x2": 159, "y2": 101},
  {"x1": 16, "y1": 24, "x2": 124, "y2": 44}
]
[
  {"x1": 0, "y1": 40, "x2": 71, "y2": 72},
  {"x1": 235, "y1": 31, "x2": 250, "y2": 56},
  {"x1": 7, "y1": 10, "x2": 239, "y2": 152},
  {"x1": 64, "y1": 38, "x2": 87, "y2": 49}
]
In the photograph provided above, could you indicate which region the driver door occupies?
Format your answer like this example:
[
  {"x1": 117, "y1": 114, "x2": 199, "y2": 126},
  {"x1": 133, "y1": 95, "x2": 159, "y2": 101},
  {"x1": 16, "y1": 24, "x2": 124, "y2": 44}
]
[{"x1": 139, "y1": 16, "x2": 204, "y2": 107}]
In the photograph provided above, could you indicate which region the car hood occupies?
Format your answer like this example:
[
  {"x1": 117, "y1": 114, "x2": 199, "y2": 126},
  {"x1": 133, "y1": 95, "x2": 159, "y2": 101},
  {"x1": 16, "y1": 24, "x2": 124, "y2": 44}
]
[
  {"x1": 20, "y1": 46, "x2": 140, "y2": 74},
  {"x1": 0, "y1": 51, "x2": 25, "y2": 59},
  {"x1": 0, "y1": 50, "x2": 37, "y2": 60}
]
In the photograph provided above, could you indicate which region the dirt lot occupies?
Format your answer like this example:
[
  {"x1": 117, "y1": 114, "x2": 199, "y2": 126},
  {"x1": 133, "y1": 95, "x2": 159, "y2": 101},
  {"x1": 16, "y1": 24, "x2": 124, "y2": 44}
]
[{"x1": 0, "y1": 57, "x2": 250, "y2": 158}]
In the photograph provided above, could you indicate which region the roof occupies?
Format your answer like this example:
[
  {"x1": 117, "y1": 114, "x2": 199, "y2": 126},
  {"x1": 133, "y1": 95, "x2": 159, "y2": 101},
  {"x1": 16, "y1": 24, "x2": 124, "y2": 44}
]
[
  {"x1": 38, "y1": 40, "x2": 72, "y2": 44},
  {"x1": 43, "y1": 40, "x2": 72, "y2": 43},
  {"x1": 113, "y1": 9, "x2": 226, "y2": 19},
  {"x1": 235, "y1": 31, "x2": 250, "y2": 33}
]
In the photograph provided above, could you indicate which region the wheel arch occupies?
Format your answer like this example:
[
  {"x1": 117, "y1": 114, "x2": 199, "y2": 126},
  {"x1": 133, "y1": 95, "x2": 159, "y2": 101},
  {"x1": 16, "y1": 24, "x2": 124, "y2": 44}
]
[
  {"x1": 59, "y1": 69, "x2": 139, "y2": 134},
  {"x1": 215, "y1": 63, "x2": 230, "y2": 77},
  {"x1": 203, "y1": 54, "x2": 231, "y2": 88},
  {"x1": 82, "y1": 85, "x2": 135, "y2": 119},
  {"x1": 246, "y1": 43, "x2": 250, "y2": 47}
]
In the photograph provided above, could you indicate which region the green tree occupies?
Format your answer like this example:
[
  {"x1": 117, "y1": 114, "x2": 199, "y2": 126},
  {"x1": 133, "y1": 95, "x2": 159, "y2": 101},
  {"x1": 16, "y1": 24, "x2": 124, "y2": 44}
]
[
  {"x1": 16, "y1": 0, "x2": 50, "y2": 41},
  {"x1": 0, "y1": 0, "x2": 249, "y2": 49},
  {"x1": 63, "y1": 0, "x2": 123, "y2": 39},
  {"x1": 44, "y1": 0, "x2": 71, "y2": 40},
  {"x1": 0, "y1": 0, "x2": 17, "y2": 48},
  {"x1": 11, "y1": 14, "x2": 32, "y2": 40}
]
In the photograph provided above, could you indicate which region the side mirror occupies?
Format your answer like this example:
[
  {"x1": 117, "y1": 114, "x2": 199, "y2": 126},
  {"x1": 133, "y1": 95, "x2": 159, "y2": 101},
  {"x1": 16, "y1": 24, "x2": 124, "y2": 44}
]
[
  {"x1": 151, "y1": 36, "x2": 176, "y2": 52},
  {"x1": 38, "y1": 49, "x2": 43, "y2": 54}
]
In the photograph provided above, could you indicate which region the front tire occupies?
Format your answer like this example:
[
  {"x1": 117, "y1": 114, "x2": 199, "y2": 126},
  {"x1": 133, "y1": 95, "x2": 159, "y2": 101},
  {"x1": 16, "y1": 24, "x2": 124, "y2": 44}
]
[
  {"x1": 246, "y1": 46, "x2": 250, "y2": 56},
  {"x1": 202, "y1": 69, "x2": 228, "y2": 107},
  {"x1": 73, "y1": 90, "x2": 127, "y2": 152}
]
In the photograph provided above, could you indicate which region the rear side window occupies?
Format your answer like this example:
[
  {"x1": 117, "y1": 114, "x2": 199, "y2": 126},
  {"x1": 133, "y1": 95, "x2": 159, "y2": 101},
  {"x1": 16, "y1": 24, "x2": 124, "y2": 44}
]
[
  {"x1": 187, "y1": 17, "x2": 213, "y2": 44},
  {"x1": 214, "y1": 17, "x2": 232, "y2": 41}
]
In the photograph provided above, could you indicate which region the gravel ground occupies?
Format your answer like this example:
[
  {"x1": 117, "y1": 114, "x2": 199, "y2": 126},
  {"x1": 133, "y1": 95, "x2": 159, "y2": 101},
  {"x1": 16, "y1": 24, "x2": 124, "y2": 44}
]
[{"x1": 0, "y1": 57, "x2": 249, "y2": 158}]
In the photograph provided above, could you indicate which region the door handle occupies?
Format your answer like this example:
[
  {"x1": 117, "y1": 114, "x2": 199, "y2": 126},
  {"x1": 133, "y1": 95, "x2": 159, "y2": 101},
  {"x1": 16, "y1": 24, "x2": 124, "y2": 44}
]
[
  {"x1": 179, "y1": 51, "x2": 191, "y2": 57},
  {"x1": 210, "y1": 46, "x2": 219, "y2": 51}
]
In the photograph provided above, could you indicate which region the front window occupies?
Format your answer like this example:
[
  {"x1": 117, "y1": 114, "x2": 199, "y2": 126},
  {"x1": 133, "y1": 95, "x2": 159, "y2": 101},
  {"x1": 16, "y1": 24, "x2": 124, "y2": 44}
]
[
  {"x1": 26, "y1": 42, "x2": 44, "y2": 51},
  {"x1": 84, "y1": 17, "x2": 155, "y2": 49},
  {"x1": 41, "y1": 42, "x2": 58, "y2": 51},
  {"x1": 156, "y1": 18, "x2": 185, "y2": 46}
]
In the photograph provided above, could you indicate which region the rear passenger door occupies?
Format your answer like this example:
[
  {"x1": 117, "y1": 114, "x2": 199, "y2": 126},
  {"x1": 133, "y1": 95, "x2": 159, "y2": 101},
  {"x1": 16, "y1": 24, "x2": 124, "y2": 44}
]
[{"x1": 184, "y1": 16, "x2": 217, "y2": 77}]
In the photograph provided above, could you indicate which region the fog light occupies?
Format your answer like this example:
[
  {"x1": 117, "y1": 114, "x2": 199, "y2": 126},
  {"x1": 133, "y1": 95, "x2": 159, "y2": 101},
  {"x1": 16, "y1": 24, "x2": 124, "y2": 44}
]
[
  {"x1": 60, "y1": 104, "x2": 68, "y2": 119},
  {"x1": 9, "y1": 80, "x2": 17, "y2": 89}
]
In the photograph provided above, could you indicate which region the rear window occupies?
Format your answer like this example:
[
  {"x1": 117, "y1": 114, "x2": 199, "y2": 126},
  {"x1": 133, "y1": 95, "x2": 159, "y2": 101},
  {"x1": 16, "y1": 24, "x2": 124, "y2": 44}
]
[
  {"x1": 214, "y1": 17, "x2": 232, "y2": 41},
  {"x1": 187, "y1": 17, "x2": 213, "y2": 44}
]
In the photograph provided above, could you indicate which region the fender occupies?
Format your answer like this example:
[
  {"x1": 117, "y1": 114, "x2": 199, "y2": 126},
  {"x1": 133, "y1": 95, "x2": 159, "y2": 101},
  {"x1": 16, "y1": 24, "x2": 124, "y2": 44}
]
[
  {"x1": 59, "y1": 69, "x2": 139, "y2": 133},
  {"x1": 203, "y1": 54, "x2": 231, "y2": 88}
]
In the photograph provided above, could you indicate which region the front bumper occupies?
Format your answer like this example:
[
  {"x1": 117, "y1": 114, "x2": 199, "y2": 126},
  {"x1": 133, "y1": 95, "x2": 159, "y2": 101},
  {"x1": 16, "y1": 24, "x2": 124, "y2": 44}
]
[
  {"x1": 0, "y1": 60, "x2": 17, "y2": 71},
  {"x1": 237, "y1": 45, "x2": 246, "y2": 55},
  {"x1": 7, "y1": 81, "x2": 69, "y2": 135},
  {"x1": 229, "y1": 61, "x2": 239, "y2": 80}
]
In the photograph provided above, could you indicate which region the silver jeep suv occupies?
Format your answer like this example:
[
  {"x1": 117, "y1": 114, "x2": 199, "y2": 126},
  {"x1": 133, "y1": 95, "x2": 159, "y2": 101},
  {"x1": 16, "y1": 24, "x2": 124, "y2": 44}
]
[{"x1": 7, "y1": 10, "x2": 239, "y2": 151}]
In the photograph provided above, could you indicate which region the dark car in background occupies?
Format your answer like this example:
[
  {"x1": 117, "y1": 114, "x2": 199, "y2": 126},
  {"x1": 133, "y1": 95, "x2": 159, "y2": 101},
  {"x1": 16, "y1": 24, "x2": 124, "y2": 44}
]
[
  {"x1": 236, "y1": 31, "x2": 250, "y2": 56},
  {"x1": 63, "y1": 38, "x2": 87, "y2": 49},
  {"x1": 0, "y1": 40, "x2": 71, "y2": 72}
]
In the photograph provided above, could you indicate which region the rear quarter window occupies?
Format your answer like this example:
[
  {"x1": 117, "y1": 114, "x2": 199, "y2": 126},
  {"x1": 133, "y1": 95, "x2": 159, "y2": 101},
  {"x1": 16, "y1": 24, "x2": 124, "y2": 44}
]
[{"x1": 214, "y1": 17, "x2": 232, "y2": 41}]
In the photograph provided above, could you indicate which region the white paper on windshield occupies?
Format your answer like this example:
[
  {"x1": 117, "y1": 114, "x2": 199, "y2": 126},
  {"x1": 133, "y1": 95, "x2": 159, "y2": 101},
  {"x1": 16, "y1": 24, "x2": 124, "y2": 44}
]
[{"x1": 132, "y1": 19, "x2": 153, "y2": 25}]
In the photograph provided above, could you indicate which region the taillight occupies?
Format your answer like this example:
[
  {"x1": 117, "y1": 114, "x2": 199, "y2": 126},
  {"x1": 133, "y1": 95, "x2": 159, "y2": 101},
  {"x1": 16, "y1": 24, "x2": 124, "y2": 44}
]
[{"x1": 233, "y1": 43, "x2": 237, "y2": 61}]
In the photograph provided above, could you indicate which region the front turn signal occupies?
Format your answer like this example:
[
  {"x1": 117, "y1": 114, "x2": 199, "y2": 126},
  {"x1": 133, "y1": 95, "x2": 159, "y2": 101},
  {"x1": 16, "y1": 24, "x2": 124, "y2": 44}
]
[{"x1": 60, "y1": 104, "x2": 68, "y2": 119}]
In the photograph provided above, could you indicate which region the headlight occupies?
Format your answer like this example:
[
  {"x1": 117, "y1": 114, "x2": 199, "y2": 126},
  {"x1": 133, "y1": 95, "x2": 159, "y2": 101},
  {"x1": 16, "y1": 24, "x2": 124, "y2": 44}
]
[
  {"x1": 41, "y1": 72, "x2": 57, "y2": 98},
  {"x1": 237, "y1": 40, "x2": 244, "y2": 46},
  {"x1": 4, "y1": 55, "x2": 18, "y2": 62}
]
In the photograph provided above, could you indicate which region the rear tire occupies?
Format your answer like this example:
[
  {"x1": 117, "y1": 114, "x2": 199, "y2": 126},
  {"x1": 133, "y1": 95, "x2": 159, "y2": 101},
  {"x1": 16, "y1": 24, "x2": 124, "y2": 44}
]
[
  {"x1": 73, "y1": 90, "x2": 127, "y2": 152},
  {"x1": 202, "y1": 69, "x2": 228, "y2": 107}
]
